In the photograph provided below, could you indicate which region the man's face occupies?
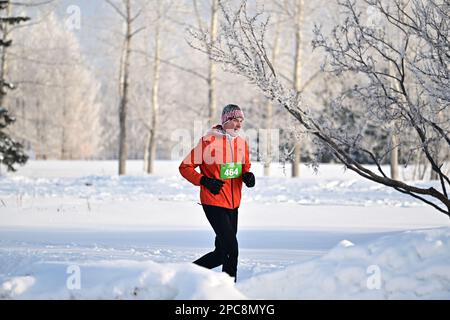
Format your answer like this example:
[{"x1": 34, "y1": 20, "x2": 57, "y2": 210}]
[{"x1": 223, "y1": 117, "x2": 244, "y2": 136}]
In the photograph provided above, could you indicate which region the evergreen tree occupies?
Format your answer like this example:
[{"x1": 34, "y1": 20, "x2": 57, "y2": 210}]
[{"x1": 0, "y1": 0, "x2": 29, "y2": 172}]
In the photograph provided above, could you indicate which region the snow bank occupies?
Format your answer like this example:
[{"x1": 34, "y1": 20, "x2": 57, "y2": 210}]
[
  {"x1": 0, "y1": 260, "x2": 245, "y2": 300},
  {"x1": 238, "y1": 227, "x2": 450, "y2": 299},
  {"x1": 0, "y1": 276, "x2": 35, "y2": 298},
  {"x1": 1, "y1": 228, "x2": 449, "y2": 299}
]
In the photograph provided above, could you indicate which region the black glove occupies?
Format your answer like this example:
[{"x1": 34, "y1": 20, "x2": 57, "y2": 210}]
[
  {"x1": 200, "y1": 176, "x2": 225, "y2": 195},
  {"x1": 242, "y1": 172, "x2": 255, "y2": 188}
]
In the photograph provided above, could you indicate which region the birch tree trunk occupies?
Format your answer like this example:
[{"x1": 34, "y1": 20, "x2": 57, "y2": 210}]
[
  {"x1": 192, "y1": 0, "x2": 219, "y2": 126},
  {"x1": 118, "y1": 0, "x2": 132, "y2": 175},
  {"x1": 291, "y1": 0, "x2": 304, "y2": 178},
  {"x1": 105, "y1": 0, "x2": 139, "y2": 175},
  {"x1": 387, "y1": 1, "x2": 405, "y2": 181},
  {"x1": 390, "y1": 132, "x2": 399, "y2": 179},
  {"x1": 388, "y1": 60, "x2": 400, "y2": 180},
  {"x1": 144, "y1": 5, "x2": 161, "y2": 174},
  {"x1": 61, "y1": 92, "x2": 67, "y2": 159},
  {"x1": 106, "y1": 0, "x2": 144, "y2": 173},
  {"x1": 264, "y1": 16, "x2": 281, "y2": 176},
  {"x1": 207, "y1": 0, "x2": 218, "y2": 126}
]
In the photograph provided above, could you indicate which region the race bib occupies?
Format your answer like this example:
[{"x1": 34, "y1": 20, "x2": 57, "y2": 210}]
[{"x1": 220, "y1": 162, "x2": 242, "y2": 179}]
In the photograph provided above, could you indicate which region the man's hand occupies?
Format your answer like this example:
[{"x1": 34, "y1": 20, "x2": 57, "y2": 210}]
[
  {"x1": 242, "y1": 172, "x2": 255, "y2": 188},
  {"x1": 200, "y1": 176, "x2": 225, "y2": 195}
]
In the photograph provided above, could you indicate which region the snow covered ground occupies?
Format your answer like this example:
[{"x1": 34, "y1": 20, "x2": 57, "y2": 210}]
[{"x1": 0, "y1": 160, "x2": 449, "y2": 299}]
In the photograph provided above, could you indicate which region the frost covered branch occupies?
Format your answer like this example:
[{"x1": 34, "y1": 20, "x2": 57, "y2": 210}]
[{"x1": 188, "y1": 0, "x2": 450, "y2": 216}]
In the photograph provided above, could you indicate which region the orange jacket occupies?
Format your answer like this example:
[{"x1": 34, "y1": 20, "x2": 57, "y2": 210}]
[{"x1": 179, "y1": 125, "x2": 251, "y2": 209}]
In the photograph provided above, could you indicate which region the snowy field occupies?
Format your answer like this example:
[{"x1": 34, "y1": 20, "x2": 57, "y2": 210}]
[{"x1": 0, "y1": 160, "x2": 449, "y2": 299}]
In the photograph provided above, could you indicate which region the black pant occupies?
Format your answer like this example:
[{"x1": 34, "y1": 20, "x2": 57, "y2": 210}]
[{"x1": 193, "y1": 204, "x2": 239, "y2": 280}]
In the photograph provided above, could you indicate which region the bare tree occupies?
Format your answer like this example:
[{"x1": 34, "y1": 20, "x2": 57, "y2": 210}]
[
  {"x1": 143, "y1": 0, "x2": 163, "y2": 174},
  {"x1": 193, "y1": 0, "x2": 219, "y2": 126},
  {"x1": 105, "y1": 0, "x2": 146, "y2": 175},
  {"x1": 189, "y1": 0, "x2": 450, "y2": 216}
]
